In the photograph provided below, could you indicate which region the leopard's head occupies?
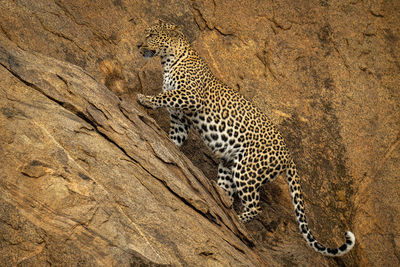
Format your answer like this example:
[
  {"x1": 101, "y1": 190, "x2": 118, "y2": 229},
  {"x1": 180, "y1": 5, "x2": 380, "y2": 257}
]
[{"x1": 139, "y1": 20, "x2": 189, "y2": 59}]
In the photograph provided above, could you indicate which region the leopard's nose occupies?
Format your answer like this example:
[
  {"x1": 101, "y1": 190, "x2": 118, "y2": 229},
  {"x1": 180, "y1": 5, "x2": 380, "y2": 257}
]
[{"x1": 137, "y1": 41, "x2": 143, "y2": 49}]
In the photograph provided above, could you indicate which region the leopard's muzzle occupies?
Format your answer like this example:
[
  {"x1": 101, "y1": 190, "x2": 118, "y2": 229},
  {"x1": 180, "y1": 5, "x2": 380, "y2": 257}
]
[{"x1": 137, "y1": 42, "x2": 156, "y2": 58}]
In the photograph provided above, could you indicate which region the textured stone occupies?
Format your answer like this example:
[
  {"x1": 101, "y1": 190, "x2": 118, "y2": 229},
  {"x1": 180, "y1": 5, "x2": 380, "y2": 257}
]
[
  {"x1": 0, "y1": 35, "x2": 264, "y2": 266},
  {"x1": 0, "y1": 0, "x2": 399, "y2": 266}
]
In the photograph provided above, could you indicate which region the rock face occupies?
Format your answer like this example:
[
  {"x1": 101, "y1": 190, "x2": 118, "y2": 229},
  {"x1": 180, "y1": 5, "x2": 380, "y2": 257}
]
[{"x1": 0, "y1": 1, "x2": 399, "y2": 266}]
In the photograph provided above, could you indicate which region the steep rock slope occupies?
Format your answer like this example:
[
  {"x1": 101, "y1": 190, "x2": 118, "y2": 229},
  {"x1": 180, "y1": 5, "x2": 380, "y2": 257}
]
[{"x1": 0, "y1": 36, "x2": 265, "y2": 266}]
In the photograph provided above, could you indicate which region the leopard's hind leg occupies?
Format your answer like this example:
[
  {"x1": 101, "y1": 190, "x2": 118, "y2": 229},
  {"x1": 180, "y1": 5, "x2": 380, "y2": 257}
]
[{"x1": 231, "y1": 159, "x2": 262, "y2": 222}]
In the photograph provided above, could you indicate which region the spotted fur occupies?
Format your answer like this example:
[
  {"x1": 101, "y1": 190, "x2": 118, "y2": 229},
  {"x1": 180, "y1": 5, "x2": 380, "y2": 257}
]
[{"x1": 137, "y1": 20, "x2": 355, "y2": 256}]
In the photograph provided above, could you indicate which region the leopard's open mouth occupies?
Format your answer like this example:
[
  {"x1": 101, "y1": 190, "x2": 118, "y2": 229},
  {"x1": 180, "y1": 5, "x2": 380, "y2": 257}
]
[
  {"x1": 137, "y1": 41, "x2": 156, "y2": 58},
  {"x1": 142, "y1": 49, "x2": 156, "y2": 58}
]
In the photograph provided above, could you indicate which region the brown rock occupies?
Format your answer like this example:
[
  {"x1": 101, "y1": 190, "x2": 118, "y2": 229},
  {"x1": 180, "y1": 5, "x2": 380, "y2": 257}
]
[
  {"x1": 0, "y1": 36, "x2": 264, "y2": 266},
  {"x1": 0, "y1": 0, "x2": 399, "y2": 266}
]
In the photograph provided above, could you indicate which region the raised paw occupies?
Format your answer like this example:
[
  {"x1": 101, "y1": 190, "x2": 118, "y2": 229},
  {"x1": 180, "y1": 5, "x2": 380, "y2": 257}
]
[{"x1": 137, "y1": 93, "x2": 156, "y2": 109}]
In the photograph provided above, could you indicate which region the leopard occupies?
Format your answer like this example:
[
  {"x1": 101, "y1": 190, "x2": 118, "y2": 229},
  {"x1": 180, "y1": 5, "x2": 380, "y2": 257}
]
[{"x1": 136, "y1": 20, "x2": 355, "y2": 257}]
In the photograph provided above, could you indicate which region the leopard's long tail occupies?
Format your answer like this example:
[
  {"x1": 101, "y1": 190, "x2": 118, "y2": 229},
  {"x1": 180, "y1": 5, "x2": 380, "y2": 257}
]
[{"x1": 285, "y1": 159, "x2": 355, "y2": 256}]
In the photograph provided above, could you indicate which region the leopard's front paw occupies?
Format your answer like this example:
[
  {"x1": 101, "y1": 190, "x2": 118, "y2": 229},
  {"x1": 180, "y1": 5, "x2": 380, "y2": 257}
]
[{"x1": 137, "y1": 94, "x2": 156, "y2": 109}]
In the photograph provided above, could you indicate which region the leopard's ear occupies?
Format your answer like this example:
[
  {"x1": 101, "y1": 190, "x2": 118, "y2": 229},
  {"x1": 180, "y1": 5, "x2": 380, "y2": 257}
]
[
  {"x1": 158, "y1": 19, "x2": 166, "y2": 26},
  {"x1": 174, "y1": 24, "x2": 184, "y2": 32}
]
